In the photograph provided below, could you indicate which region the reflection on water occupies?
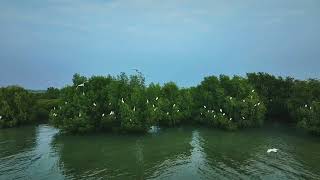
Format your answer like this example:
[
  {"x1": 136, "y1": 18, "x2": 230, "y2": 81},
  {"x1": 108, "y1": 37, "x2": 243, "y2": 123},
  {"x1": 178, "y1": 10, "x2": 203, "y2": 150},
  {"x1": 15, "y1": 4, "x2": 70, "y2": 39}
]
[{"x1": 1, "y1": 123, "x2": 320, "y2": 180}]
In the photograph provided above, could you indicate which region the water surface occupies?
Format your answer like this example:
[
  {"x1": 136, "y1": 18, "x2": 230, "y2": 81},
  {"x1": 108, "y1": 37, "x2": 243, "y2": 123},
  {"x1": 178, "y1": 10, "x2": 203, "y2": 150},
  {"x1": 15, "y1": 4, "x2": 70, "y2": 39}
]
[{"x1": 0, "y1": 123, "x2": 320, "y2": 179}]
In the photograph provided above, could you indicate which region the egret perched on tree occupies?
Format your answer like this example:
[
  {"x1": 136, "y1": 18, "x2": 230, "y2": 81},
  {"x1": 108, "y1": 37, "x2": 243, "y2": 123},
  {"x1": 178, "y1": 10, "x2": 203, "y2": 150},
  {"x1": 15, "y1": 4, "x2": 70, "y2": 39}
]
[
  {"x1": 201, "y1": 112, "x2": 203, "y2": 115},
  {"x1": 156, "y1": 97, "x2": 159, "y2": 101},
  {"x1": 0, "y1": 116, "x2": 2, "y2": 120},
  {"x1": 177, "y1": 110, "x2": 180, "y2": 112},
  {"x1": 252, "y1": 89, "x2": 255, "y2": 93},
  {"x1": 230, "y1": 97, "x2": 233, "y2": 100},
  {"x1": 310, "y1": 106, "x2": 312, "y2": 110},
  {"x1": 166, "y1": 112, "x2": 169, "y2": 115},
  {"x1": 154, "y1": 108, "x2": 157, "y2": 111},
  {"x1": 102, "y1": 113, "x2": 105, "y2": 117},
  {"x1": 93, "y1": 102, "x2": 97, "y2": 107},
  {"x1": 147, "y1": 99, "x2": 149, "y2": 104},
  {"x1": 214, "y1": 115, "x2": 216, "y2": 118},
  {"x1": 204, "y1": 105, "x2": 207, "y2": 109},
  {"x1": 76, "y1": 83, "x2": 85, "y2": 89},
  {"x1": 229, "y1": 118, "x2": 232, "y2": 121},
  {"x1": 211, "y1": 110, "x2": 214, "y2": 113},
  {"x1": 53, "y1": 113, "x2": 57, "y2": 117},
  {"x1": 267, "y1": 148, "x2": 278, "y2": 153},
  {"x1": 65, "y1": 101, "x2": 68, "y2": 105},
  {"x1": 220, "y1": 109, "x2": 223, "y2": 113},
  {"x1": 257, "y1": 102, "x2": 261, "y2": 106},
  {"x1": 130, "y1": 119, "x2": 132, "y2": 122},
  {"x1": 242, "y1": 99, "x2": 246, "y2": 102},
  {"x1": 53, "y1": 107, "x2": 56, "y2": 110},
  {"x1": 59, "y1": 106, "x2": 62, "y2": 110},
  {"x1": 109, "y1": 111, "x2": 114, "y2": 115},
  {"x1": 305, "y1": 104, "x2": 308, "y2": 108},
  {"x1": 223, "y1": 113, "x2": 225, "y2": 116},
  {"x1": 82, "y1": 92, "x2": 85, "y2": 96},
  {"x1": 121, "y1": 98, "x2": 125, "y2": 103},
  {"x1": 242, "y1": 117, "x2": 245, "y2": 120},
  {"x1": 207, "y1": 110, "x2": 210, "y2": 113},
  {"x1": 173, "y1": 104, "x2": 176, "y2": 107},
  {"x1": 152, "y1": 104, "x2": 155, "y2": 108},
  {"x1": 133, "y1": 106, "x2": 136, "y2": 111},
  {"x1": 109, "y1": 102, "x2": 111, "y2": 106},
  {"x1": 79, "y1": 113, "x2": 81, "y2": 117}
]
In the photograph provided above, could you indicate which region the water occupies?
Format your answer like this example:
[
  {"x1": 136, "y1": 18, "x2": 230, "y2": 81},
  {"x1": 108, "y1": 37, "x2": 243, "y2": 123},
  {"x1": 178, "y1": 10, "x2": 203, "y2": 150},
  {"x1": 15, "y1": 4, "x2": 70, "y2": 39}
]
[{"x1": 1, "y1": 123, "x2": 320, "y2": 180}]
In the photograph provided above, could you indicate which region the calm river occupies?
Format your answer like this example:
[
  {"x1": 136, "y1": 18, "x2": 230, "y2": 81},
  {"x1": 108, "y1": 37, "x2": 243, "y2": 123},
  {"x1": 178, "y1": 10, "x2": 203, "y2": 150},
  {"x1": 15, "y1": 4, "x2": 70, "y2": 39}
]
[{"x1": 1, "y1": 123, "x2": 320, "y2": 179}]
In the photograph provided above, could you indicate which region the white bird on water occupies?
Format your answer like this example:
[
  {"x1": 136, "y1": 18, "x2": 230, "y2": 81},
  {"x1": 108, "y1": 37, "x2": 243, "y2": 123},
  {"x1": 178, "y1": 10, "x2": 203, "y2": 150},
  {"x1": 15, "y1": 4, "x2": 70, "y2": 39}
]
[{"x1": 267, "y1": 148, "x2": 278, "y2": 153}]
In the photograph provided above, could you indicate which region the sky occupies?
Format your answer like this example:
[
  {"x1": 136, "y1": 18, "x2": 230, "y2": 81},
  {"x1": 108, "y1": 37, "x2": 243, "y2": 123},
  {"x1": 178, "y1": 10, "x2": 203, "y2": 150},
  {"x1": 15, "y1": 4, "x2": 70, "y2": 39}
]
[{"x1": 0, "y1": 0, "x2": 319, "y2": 89}]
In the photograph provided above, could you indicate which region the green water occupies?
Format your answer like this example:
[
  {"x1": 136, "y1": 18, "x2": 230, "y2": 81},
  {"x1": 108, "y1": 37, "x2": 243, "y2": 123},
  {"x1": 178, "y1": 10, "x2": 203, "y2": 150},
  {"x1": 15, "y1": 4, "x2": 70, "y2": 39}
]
[{"x1": 0, "y1": 123, "x2": 320, "y2": 180}]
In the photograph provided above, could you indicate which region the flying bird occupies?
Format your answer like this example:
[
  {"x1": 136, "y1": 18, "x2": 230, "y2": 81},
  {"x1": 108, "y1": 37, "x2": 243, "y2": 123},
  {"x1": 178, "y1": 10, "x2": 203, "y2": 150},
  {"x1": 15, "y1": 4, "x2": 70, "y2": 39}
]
[{"x1": 267, "y1": 148, "x2": 278, "y2": 153}]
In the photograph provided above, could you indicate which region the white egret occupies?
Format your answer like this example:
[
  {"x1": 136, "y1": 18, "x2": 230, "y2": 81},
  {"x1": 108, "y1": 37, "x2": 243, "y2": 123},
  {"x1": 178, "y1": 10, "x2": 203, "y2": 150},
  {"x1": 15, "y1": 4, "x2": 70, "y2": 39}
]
[
  {"x1": 305, "y1": 104, "x2": 308, "y2": 108},
  {"x1": 207, "y1": 110, "x2": 210, "y2": 113},
  {"x1": 204, "y1": 105, "x2": 207, "y2": 109},
  {"x1": 242, "y1": 99, "x2": 246, "y2": 102},
  {"x1": 252, "y1": 89, "x2": 255, "y2": 93},
  {"x1": 230, "y1": 97, "x2": 233, "y2": 100},
  {"x1": 201, "y1": 112, "x2": 203, "y2": 115},
  {"x1": 77, "y1": 83, "x2": 85, "y2": 88},
  {"x1": 257, "y1": 102, "x2": 261, "y2": 106},
  {"x1": 65, "y1": 101, "x2": 68, "y2": 105},
  {"x1": 173, "y1": 104, "x2": 176, "y2": 107},
  {"x1": 229, "y1": 118, "x2": 232, "y2": 121},
  {"x1": 223, "y1": 113, "x2": 225, "y2": 116},
  {"x1": 250, "y1": 96, "x2": 253, "y2": 99},
  {"x1": 166, "y1": 112, "x2": 169, "y2": 115},
  {"x1": 310, "y1": 107, "x2": 312, "y2": 110},
  {"x1": 254, "y1": 104, "x2": 257, "y2": 107},
  {"x1": 177, "y1": 110, "x2": 180, "y2": 112},
  {"x1": 79, "y1": 113, "x2": 81, "y2": 117},
  {"x1": 214, "y1": 115, "x2": 216, "y2": 118},
  {"x1": 153, "y1": 108, "x2": 157, "y2": 111},
  {"x1": 267, "y1": 148, "x2": 278, "y2": 153},
  {"x1": 82, "y1": 92, "x2": 85, "y2": 96},
  {"x1": 147, "y1": 99, "x2": 149, "y2": 104},
  {"x1": 109, "y1": 102, "x2": 111, "y2": 106},
  {"x1": 133, "y1": 106, "x2": 136, "y2": 111},
  {"x1": 130, "y1": 119, "x2": 132, "y2": 122},
  {"x1": 211, "y1": 110, "x2": 214, "y2": 113},
  {"x1": 53, "y1": 107, "x2": 56, "y2": 110},
  {"x1": 93, "y1": 102, "x2": 97, "y2": 107},
  {"x1": 0, "y1": 116, "x2": 2, "y2": 120},
  {"x1": 121, "y1": 98, "x2": 125, "y2": 103},
  {"x1": 220, "y1": 109, "x2": 222, "y2": 112},
  {"x1": 102, "y1": 113, "x2": 105, "y2": 117},
  {"x1": 242, "y1": 117, "x2": 245, "y2": 120},
  {"x1": 59, "y1": 106, "x2": 62, "y2": 110},
  {"x1": 156, "y1": 97, "x2": 159, "y2": 101},
  {"x1": 53, "y1": 113, "x2": 57, "y2": 117},
  {"x1": 109, "y1": 111, "x2": 114, "y2": 115},
  {"x1": 152, "y1": 104, "x2": 155, "y2": 108}
]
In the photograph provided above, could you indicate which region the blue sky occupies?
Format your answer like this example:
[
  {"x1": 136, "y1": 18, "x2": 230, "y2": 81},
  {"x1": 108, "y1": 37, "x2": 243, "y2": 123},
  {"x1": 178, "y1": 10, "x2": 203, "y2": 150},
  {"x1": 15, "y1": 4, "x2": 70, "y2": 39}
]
[{"x1": 0, "y1": 0, "x2": 319, "y2": 89}]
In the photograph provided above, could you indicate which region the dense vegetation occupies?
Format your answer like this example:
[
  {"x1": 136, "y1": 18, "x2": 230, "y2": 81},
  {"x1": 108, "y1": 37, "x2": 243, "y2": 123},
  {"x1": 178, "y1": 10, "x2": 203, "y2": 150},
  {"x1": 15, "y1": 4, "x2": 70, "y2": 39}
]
[{"x1": 1, "y1": 72, "x2": 319, "y2": 136}]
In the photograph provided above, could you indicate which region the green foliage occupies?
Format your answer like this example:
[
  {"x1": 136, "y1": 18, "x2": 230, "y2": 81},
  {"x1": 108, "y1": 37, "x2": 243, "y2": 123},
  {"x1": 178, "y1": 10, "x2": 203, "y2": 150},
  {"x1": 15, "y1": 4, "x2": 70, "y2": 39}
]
[
  {"x1": 195, "y1": 75, "x2": 266, "y2": 130},
  {"x1": 296, "y1": 101, "x2": 320, "y2": 135},
  {"x1": 0, "y1": 86, "x2": 35, "y2": 128}
]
